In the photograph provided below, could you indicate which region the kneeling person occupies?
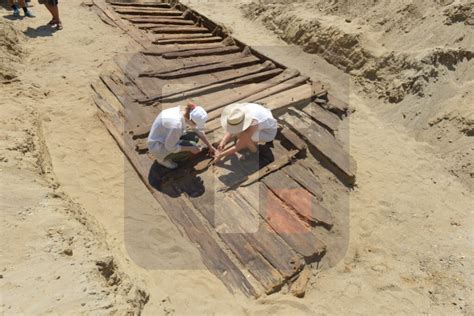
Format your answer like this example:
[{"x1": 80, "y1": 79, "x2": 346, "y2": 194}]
[
  {"x1": 215, "y1": 103, "x2": 277, "y2": 162},
  {"x1": 148, "y1": 102, "x2": 215, "y2": 169}
]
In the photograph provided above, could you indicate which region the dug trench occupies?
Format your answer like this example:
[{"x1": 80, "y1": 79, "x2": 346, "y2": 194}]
[{"x1": 1, "y1": 0, "x2": 472, "y2": 314}]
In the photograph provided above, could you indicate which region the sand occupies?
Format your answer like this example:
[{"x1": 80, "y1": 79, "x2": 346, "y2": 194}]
[{"x1": 1, "y1": 0, "x2": 472, "y2": 314}]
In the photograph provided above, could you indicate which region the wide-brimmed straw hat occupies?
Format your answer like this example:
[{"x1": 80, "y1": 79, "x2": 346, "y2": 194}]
[{"x1": 221, "y1": 103, "x2": 253, "y2": 134}]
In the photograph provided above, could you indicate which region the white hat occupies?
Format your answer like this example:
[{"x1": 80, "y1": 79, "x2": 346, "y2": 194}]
[
  {"x1": 189, "y1": 106, "x2": 208, "y2": 130},
  {"x1": 221, "y1": 103, "x2": 253, "y2": 134}
]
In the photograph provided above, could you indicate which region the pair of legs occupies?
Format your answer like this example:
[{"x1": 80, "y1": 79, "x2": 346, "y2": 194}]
[{"x1": 8, "y1": 0, "x2": 34, "y2": 17}]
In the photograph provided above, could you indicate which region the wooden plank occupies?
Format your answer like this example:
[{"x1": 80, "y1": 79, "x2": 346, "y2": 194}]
[
  {"x1": 127, "y1": 18, "x2": 195, "y2": 25},
  {"x1": 129, "y1": 125, "x2": 149, "y2": 140},
  {"x1": 301, "y1": 102, "x2": 340, "y2": 134},
  {"x1": 218, "y1": 149, "x2": 300, "y2": 192},
  {"x1": 238, "y1": 183, "x2": 326, "y2": 259},
  {"x1": 134, "y1": 138, "x2": 148, "y2": 153},
  {"x1": 290, "y1": 266, "x2": 312, "y2": 298},
  {"x1": 281, "y1": 108, "x2": 356, "y2": 185},
  {"x1": 146, "y1": 55, "x2": 260, "y2": 79},
  {"x1": 324, "y1": 94, "x2": 349, "y2": 116},
  {"x1": 156, "y1": 36, "x2": 223, "y2": 45},
  {"x1": 205, "y1": 69, "x2": 302, "y2": 122},
  {"x1": 141, "y1": 53, "x2": 240, "y2": 75},
  {"x1": 239, "y1": 75, "x2": 310, "y2": 104},
  {"x1": 142, "y1": 43, "x2": 224, "y2": 56},
  {"x1": 113, "y1": 8, "x2": 183, "y2": 16},
  {"x1": 262, "y1": 171, "x2": 334, "y2": 227},
  {"x1": 138, "y1": 61, "x2": 274, "y2": 104},
  {"x1": 121, "y1": 13, "x2": 185, "y2": 20},
  {"x1": 109, "y1": 1, "x2": 172, "y2": 8},
  {"x1": 158, "y1": 68, "x2": 284, "y2": 105},
  {"x1": 152, "y1": 33, "x2": 215, "y2": 41},
  {"x1": 258, "y1": 82, "x2": 326, "y2": 113},
  {"x1": 136, "y1": 23, "x2": 197, "y2": 30},
  {"x1": 279, "y1": 127, "x2": 307, "y2": 151},
  {"x1": 163, "y1": 46, "x2": 241, "y2": 59},
  {"x1": 247, "y1": 221, "x2": 304, "y2": 279},
  {"x1": 150, "y1": 26, "x2": 210, "y2": 34},
  {"x1": 283, "y1": 162, "x2": 324, "y2": 200}
]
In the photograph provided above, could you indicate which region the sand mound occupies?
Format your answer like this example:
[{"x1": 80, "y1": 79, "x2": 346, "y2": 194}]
[
  {"x1": 242, "y1": 1, "x2": 473, "y2": 104},
  {"x1": 242, "y1": 0, "x2": 473, "y2": 189},
  {"x1": 0, "y1": 19, "x2": 23, "y2": 83},
  {"x1": 0, "y1": 93, "x2": 149, "y2": 314},
  {"x1": 444, "y1": 3, "x2": 474, "y2": 25}
]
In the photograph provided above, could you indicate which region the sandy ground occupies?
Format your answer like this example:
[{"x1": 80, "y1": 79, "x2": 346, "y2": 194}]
[{"x1": 1, "y1": 0, "x2": 473, "y2": 315}]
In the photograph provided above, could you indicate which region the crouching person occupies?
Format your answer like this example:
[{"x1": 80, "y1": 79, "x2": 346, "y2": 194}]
[
  {"x1": 215, "y1": 102, "x2": 277, "y2": 162},
  {"x1": 148, "y1": 102, "x2": 216, "y2": 169}
]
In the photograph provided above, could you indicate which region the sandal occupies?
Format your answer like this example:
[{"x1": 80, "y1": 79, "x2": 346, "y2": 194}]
[
  {"x1": 47, "y1": 19, "x2": 57, "y2": 25},
  {"x1": 56, "y1": 22, "x2": 63, "y2": 30}
]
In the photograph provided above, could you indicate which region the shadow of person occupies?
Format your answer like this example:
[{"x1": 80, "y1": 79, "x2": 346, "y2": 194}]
[
  {"x1": 3, "y1": 14, "x2": 22, "y2": 20},
  {"x1": 147, "y1": 161, "x2": 206, "y2": 198},
  {"x1": 217, "y1": 142, "x2": 275, "y2": 187},
  {"x1": 23, "y1": 25, "x2": 55, "y2": 38}
]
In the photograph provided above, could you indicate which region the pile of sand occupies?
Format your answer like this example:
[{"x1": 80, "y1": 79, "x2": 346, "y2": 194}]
[
  {"x1": 242, "y1": 0, "x2": 473, "y2": 188},
  {"x1": 0, "y1": 19, "x2": 23, "y2": 83},
  {"x1": 0, "y1": 101, "x2": 149, "y2": 314},
  {"x1": 0, "y1": 8, "x2": 149, "y2": 313}
]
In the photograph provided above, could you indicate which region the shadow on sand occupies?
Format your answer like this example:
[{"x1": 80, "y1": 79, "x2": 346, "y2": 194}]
[
  {"x1": 23, "y1": 25, "x2": 56, "y2": 38},
  {"x1": 147, "y1": 161, "x2": 206, "y2": 198}
]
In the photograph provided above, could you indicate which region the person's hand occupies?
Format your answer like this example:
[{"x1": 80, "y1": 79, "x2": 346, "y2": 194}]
[
  {"x1": 208, "y1": 145, "x2": 217, "y2": 156},
  {"x1": 190, "y1": 146, "x2": 202, "y2": 155},
  {"x1": 213, "y1": 151, "x2": 224, "y2": 163},
  {"x1": 218, "y1": 141, "x2": 226, "y2": 151}
]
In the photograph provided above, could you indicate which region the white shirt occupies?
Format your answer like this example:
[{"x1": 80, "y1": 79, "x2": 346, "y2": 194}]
[
  {"x1": 148, "y1": 107, "x2": 186, "y2": 153},
  {"x1": 245, "y1": 103, "x2": 277, "y2": 130}
]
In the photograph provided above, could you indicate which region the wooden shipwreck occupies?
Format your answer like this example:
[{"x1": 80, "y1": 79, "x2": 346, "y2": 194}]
[{"x1": 91, "y1": 0, "x2": 356, "y2": 297}]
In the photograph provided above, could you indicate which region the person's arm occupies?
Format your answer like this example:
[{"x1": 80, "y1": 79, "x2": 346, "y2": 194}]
[
  {"x1": 218, "y1": 132, "x2": 233, "y2": 151},
  {"x1": 195, "y1": 130, "x2": 216, "y2": 154},
  {"x1": 215, "y1": 125, "x2": 257, "y2": 162}
]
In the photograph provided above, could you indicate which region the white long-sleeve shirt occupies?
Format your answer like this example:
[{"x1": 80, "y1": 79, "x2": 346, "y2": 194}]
[{"x1": 147, "y1": 107, "x2": 186, "y2": 153}]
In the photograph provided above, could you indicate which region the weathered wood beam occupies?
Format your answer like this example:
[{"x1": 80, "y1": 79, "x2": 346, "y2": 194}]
[{"x1": 281, "y1": 108, "x2": 356, "y2": 185}]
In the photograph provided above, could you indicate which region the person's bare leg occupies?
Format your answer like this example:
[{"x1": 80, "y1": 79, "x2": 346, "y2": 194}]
[
  {"x1": 44, "y1": 4, "x2": 53, "y2": 15},
  {"x1": 233, "y1": 137, "x2": 258, "y2": 160},
  {"x1": 50, "y1": 4, "x2": 60, "y2": 22},
  {"x1": 45, "y1": 4, "x2": 58, "y2": 20}
]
